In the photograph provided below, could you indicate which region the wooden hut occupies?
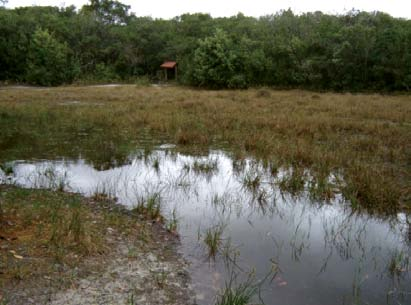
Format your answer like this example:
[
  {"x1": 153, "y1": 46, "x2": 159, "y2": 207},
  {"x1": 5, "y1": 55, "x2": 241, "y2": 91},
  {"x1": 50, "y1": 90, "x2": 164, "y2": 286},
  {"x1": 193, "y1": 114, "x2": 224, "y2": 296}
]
[{"x1": 160, "y1": 61, "x2": 177, "y2": 81}]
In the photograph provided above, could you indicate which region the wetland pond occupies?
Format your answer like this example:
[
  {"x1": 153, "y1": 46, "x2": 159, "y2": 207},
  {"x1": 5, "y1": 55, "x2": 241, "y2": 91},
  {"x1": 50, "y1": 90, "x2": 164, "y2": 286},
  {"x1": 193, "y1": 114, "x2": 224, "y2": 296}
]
[{"x1": 1, "y1": 146, "x2": 410, "y2": 305}]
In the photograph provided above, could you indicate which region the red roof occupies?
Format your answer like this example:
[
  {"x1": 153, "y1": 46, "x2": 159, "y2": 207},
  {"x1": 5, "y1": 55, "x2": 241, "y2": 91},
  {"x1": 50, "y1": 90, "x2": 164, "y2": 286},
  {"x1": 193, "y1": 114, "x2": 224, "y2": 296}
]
[{"x1": 160, "y1": 61, "x2": 177, "y2": 68}]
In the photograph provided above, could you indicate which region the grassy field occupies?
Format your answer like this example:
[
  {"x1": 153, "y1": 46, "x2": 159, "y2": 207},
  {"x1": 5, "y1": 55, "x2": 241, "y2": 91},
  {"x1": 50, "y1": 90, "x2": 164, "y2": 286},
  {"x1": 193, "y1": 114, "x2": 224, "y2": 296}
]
[{"x1": 0, "y1": 85, "x2": 410, "y2": 214}]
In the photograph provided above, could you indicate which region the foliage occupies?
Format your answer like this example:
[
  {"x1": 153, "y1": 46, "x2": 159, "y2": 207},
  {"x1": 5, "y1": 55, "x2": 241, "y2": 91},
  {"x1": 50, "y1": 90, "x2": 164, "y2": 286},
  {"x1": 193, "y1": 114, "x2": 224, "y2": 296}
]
[
  {"x1": 192, "y1": 29, "x2": 244, "y2": 89},
  {"x1": 0, "y1": 3, "x2": 410, "y2": 90},
  {"x1": 82, "y1": 0, "x2": 131, "y2": 25},
  {"x1": 25, "y1": 28, "x2": 79, "y2": 86}
]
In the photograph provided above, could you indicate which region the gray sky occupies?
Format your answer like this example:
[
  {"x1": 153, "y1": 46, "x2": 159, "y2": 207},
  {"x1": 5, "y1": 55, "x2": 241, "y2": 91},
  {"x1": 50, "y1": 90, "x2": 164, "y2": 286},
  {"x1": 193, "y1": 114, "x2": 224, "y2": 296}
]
[{"x1": 6, "y1": 0, "x2": 411, "y2": 19}]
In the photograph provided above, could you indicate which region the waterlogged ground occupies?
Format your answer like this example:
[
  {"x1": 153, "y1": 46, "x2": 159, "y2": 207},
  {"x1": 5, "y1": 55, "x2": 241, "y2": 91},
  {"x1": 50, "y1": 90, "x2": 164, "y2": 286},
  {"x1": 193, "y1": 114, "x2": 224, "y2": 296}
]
[{"x1": 1, "y1": 147, "x2": 410, "y2": 305}]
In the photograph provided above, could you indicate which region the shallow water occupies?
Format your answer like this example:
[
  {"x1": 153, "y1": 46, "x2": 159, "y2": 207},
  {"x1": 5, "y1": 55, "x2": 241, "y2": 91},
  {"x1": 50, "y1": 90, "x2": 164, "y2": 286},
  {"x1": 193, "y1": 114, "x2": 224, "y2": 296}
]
[{"x1": 1, "y1": 148, "x2": 410, "y2": 305}]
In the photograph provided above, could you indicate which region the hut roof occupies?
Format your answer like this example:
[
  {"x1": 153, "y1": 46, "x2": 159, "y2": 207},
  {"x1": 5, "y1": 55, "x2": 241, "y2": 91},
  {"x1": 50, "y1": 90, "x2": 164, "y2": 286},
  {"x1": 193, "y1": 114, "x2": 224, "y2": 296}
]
[{"x1": 160, "y1": 61, "x2": 177, "y2": 69}]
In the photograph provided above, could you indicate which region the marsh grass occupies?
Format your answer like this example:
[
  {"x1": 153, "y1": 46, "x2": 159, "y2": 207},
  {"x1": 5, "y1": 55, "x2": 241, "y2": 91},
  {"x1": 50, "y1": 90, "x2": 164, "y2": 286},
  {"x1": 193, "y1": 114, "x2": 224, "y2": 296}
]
[
  {"x1": 145, "y1": 193, "x2": 162, "y2": 219},
  {"x1": 0, "y1": 186, "x2": 102, "y2": 283},
  {"x1": 91, "y1": 180, "x2": 118, "y2": 201},
  {"x1": 152, "y1": 157, "x2": 160, "y2": 171},
  {"x1": 215, "y1": 282, "x2": 258, "y2": 305},
  {"x1": 0, "y1": 162, "x2": 14, "y2": 176},
  {"x1": 277, "y1": 167, "x2": 306, "y2": 196},
  {"x1": 166, "y1": 208, "x2": 178, "y2": 233},
  {"x1": 0, "y1": 185, "x2": 148, "y2": 286},
  {"x1": 192, "y1": 158, "x2": 219, "y2": 174},
  {"x1": 214, "y1": 265, "x2": 271, "y2": 305},
  {"x1": 0, "y1": 86, "x2": 410, "y2": 213},
  {"x1": 308, "y1": 171, "x2": 336, "y2": 201},
  {"x1": 387, "y1": 250, "x2": 410, "y2": 279},
  {"x1": 204, "y1": 224, "x2": 225, "y2": 258},
  {"x1": 341, "y1": 165, "x2": 402, "y2": 214},
  {"x1": 133, "y1": 192, "x2": 163, "y2": 221},
  {"x1": 242, "y1": 172, "x2": 261, "y2": 193},
  {"x1": 29, "y1": 166, "x2": 70, "y2": 192}
]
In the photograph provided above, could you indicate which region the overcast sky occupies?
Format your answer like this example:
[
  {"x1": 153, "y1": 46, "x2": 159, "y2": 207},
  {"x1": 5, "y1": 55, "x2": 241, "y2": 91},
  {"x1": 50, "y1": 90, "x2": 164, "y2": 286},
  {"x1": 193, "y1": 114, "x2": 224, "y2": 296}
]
[{"x1": 6, "y1": 0, "x2": 411, "y2": 19}]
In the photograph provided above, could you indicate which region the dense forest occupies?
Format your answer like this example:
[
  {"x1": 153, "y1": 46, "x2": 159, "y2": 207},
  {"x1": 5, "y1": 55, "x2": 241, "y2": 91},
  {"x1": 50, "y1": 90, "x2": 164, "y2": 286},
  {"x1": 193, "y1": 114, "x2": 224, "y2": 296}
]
[{"x1": 1, "y1": 0, "x2": 410, "y2": 90}]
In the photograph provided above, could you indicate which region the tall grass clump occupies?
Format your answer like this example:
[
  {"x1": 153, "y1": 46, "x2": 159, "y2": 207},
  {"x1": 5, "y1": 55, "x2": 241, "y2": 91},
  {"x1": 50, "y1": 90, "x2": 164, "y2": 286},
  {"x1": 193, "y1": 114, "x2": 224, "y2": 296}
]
[
  {"x1": 387, "y1": 249, "x2": 410, "y2": 279},
  {"x1": 215, "y1": 283, "x2": 258, "y2": 305},
  {"x1": 204, "y1": 224, "x2": 225, "y2": 258},
  {"x1": 152, "y1": 157, "x2": 160, "y2": 171},
  {"x1": 215, "y1": 270, "x2": 265, "y2": 305},
  {"x1": 308, "y1": 171, "x2": 335, "y2": 201},
  {"x1": 242, "y1": 171, "x2": 261, "y2": 193},
  {"x1": 146, "y1": 192, "x2": 162, "y2": 219},
  {"x1": 341, "y1": 165, "x2": 401, "y2": 213},
  {"x1": 277, "y1": 167, "x2": 306, "y2": 196},
  {"x1": 166, "y1": 208, "x2": 178, "y2": 233},
  {"x1": 91, "y1": 180, "x2": 118, "y2": 201},
  {"x1": 133, "y1": 192, "x2": 163, "y2": 220},
  {"x1": 30, "y1": 166, "x2": 70, "y2": 192},
  {"x1": 192, "y1": 158, "x2": 219, "y2": 175}
]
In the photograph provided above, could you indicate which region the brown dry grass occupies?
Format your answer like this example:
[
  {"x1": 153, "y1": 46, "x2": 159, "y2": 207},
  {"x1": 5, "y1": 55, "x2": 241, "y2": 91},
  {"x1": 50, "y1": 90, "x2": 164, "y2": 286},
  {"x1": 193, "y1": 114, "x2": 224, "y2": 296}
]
[{"x1": 0, "y1": 85, "x2": 410, "y2": 212}]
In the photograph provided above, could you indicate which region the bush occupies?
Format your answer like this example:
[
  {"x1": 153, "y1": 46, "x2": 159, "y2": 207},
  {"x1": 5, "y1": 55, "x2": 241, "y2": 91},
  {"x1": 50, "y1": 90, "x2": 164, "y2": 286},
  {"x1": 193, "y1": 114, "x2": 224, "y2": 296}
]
[{"x1": 25, "y1": 28, "x2": 79, "y2": 86}]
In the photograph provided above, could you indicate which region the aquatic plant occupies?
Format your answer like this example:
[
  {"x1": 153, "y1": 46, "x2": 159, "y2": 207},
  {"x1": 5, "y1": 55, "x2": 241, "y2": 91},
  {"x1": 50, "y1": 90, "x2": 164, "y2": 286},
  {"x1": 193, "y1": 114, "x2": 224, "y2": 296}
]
[
  {"x1": 192, "y1": 158, "x2": 219, "y2": 174},
  {"x1": 242, "y1": 172, "x2": 261, "y2": 192},
  {"x1": 387, "y1": 249, "x2": 410, "y2": 279},
  {"x1": 29, "y1": 166, "x2": 70, "y2": 192},
  {"x1": 214, "y1": 266, "x2": 271, "y2": 305},
  {"x1": 277, "y1": 167, "x2": 305, "y2": 196},
  {"x1": 308, "y1": 172, "x2": 335, "y2": 201},
  {"x1": 0, "y1": 162, "x2": 14, "y2": 176},
  {"x1": 145, "y1": 192, "x2": 162, "y2": 220},
  {"x1": 341, "y1": 164, "x2": 401, "y2": 214},
  {"x1": 215, "y1": 283, "x2": 257, "y2": 305},
  {"x1": 92, "y1": 180, "x2": 118, "y2": 201},
  {"x1": 166, "y1": 208, "x2": 178, "y2": 233},
  {"x1": 152, "y1": 157, "x2": 160, "y2": 171},
  {"x1": 204, "y1": 224, "x2": 225, "y2": 258}
]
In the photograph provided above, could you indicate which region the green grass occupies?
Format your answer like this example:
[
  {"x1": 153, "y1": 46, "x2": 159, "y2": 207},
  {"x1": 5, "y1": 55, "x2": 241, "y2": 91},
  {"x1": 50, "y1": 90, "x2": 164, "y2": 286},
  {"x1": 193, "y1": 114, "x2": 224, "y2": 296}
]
[
  {"x1": 215, "y1": 284, "x2": 258, "y2": 305},
  {"x1": 242, "y1": 172, "x2": 261, "y2": 192},
  {"x1": 204, "y1": 224, "x2": 225, "y2": 258},
  {"x1": 0, "y1": 185, "x2": 151, "y2": 288},
  {"x1": 277, "y1": 167, "x2": 306, "y2": 196},
  {"x1": 215, "y1": 271, "x2": 262, "y2": 305},
  {"x1": 145, "y1": 193, "x2": 162, "y2": 219},
  {"x1": 132, "y1": 192, "x2": 163, "y2": 221}
]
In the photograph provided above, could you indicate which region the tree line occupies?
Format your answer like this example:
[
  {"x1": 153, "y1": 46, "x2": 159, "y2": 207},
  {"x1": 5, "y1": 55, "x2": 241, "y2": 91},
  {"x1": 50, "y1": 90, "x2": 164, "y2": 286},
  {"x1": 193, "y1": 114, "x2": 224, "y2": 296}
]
[{"x1": 0, "y1": 0, "x2": 410, "y2": 90}]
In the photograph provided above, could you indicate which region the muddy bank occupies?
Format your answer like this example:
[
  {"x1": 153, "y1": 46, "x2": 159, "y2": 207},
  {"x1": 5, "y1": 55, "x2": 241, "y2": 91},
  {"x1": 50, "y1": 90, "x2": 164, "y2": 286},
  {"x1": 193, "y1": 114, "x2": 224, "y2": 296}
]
[{"x1": 0, "y1": 186, "x2": 195, "y2": 305}]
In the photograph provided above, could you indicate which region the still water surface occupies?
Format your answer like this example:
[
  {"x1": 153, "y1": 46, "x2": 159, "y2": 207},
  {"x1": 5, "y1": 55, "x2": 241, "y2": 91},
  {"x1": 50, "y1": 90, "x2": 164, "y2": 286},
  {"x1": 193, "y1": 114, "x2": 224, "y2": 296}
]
[{"x1": 1, "y1": 147, "x2": 410, "y2": 305}]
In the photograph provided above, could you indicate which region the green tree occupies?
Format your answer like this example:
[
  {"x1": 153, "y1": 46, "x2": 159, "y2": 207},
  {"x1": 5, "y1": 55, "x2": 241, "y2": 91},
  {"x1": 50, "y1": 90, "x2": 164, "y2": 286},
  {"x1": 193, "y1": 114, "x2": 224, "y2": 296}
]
[
  {"x1": 192, "y1": 29, "x2": 247, "y2": 89},
  {"x1": 26, "y1": 28, "x2": 78, "y2": 86},
  {"x1": 1, "y1": 3, "x2": 410, "y2": 91},
  {"x1": 82, "y1": 0, "x2": 130, "y2": 25}
]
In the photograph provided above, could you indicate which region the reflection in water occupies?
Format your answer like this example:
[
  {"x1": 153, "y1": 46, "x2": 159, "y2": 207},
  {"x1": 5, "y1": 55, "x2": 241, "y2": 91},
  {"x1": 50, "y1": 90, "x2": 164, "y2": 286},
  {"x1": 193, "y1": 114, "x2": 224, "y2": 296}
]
[{"x1": 1, "y1": 148, "x2": 410, "y2": 305}]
